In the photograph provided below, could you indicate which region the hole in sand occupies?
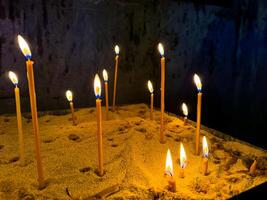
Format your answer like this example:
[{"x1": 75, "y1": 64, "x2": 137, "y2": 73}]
[
  {"x1": 8, "y1": 156, "x2": 19, "y2": 163},
  {"x1": 79, "y1": 166, "x2": 92, "y2": 173},
  {"x1": 68, "y1": 134, "x2": 80, "y2": 141},
  {"x1": 108, "y1": 138, "x2": 114, "y2": 141},
  {"x1": 4, "y1": 118, "x2": 9, "y2": 122},
  {"x1": 111, "y1": 144, "x2": 118, "y2": 147},
  {"x1": 165, "y1": 134, "x2": 172, "y2": 138},
  {"x1": 0, "y1": 145, "x2": 4, "y2": 150}
]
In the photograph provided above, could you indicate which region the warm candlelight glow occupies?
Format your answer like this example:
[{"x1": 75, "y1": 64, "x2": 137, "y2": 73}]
[
  {"x1": 102, "y1": 69, "x2": 108, "y2": 82},
  {"x1": 8, "y1": 71, "x2": 18, "y2": 85},
  {"x1": 165, "y1": 149, "x2": 173, "y2": 176},
  {"x1": 66, "y1": 90, "x2": 73, "y2": 102},
  {"x1": 147, "y1": 80, "x2": 153, "y2": 93},
  {"x1": 94, "y1": 74, "x2": 101, "y2": 98},
  {"x1": 180, "y1": 143, "x2": 187, "y2": 169},
  {"x1": 17, "y1": 35, "x2": 32, "y2": 59},
  {"x1": 115, "y1": 45, "x2": 120, "y2": 55},
  {"x1": 181, "y1": 103, "x2": 188, "y2": 117},
  {"x1": 158, "y1": 43, "x2": 164, "y2": 56},
  {"x1": 194, "y1": 74, "x2": 202, "y2": 92},
  {"x1": 202, "y1": 136, "x2": 209, "y2": 158}
]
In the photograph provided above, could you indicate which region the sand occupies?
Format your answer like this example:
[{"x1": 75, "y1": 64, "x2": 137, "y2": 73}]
[{"x1": 0, "y1": 103, "x2": 266, "y2": 199}]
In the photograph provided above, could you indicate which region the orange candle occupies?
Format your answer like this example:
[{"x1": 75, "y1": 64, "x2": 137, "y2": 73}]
[
  {"x1": 94, "y1": 74, "x2": 104, "y2": 176},
  {"x1": 158, "y1": 43, "x2": 165, "y2": 143},
  {"x1": 103, "y1": 69, "x2": 109, "y2": 120},
  {"x1": 147, "y1": 80, "x2": 154, "y2": 120},
  {"x1": 202, "y1": 136, "x2": 209, "y2": 175},
  {"x1": 112, "y1": 45, "x2": 120, "y2": 112},
  {"x1": 194, "y1": 74, "x2": 202, "y2": 155},
  {"x1": 179, "y1": 143, "x2": 187, "y2": 178},
  {"x1": 18, "y1": 35, "x2": 44, "y2": 185},
  {"x1": 66, "y1": 90, "x2": 77, "y2": 126},
  {"x1": 165, "y1": 149, "x2": 176, "y2": 192},
  {"x1": 181, "y1": 103, "x2": 188, "y2": 126},
  {"x1": 9, "y1": 71, "x2": 25, "y2": 165}
]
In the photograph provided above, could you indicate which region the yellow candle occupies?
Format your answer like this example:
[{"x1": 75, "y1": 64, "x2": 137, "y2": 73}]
[
  {"x1": 181, "y1": 103, "x2": 188, "y2": 126},
  {"x1": 94, "y1": 74, "x2": 104, "y2": 176},
  {"x1": 103, "y1": 69, "x2": 109, "y2": 120},
  {"x1": 112, "y1": 45, "x2": 119, "y2": 112},
  {"x1": 9, "y1": 71, "x2": 25, "y2": 165},
  {"x1": 147, "y1": 80, "x2": 154, "y2": 120},
  {"x1": 158, "y1": 43, "x2": 165, "y2": 143},
  {"x1": 194, "y1": 74, "x2": 202, "y2": 155},
  {"x1": 179, "y1": 143, "x2": 187, "y2": 178},
  {"x1": 165, "y1": 149, "x2": 176, "y2": 192},
  {"x1": 202, "y1": 136, "x2": 209, "y2": 175},
  {"x1": 18, "y1": 35, "x2": 44, "y2": 185},
  {"x1": 66, "y1": 90, "x2": 77, "y2": 126}
]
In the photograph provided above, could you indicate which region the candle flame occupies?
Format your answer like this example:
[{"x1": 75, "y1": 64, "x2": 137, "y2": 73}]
[
  {"x1": 17, "y1": 35, "x2": 32, "y2": 59},
  {"x1": 102, "y1": 69, "x2": 108, "y2": 82},
  {"x1": 8, "y1": 71, "x2": 18, "y2": 85},
  {"x1": 202, "y1": 136, "x2": 209, "y2": 158},
  {"x1": 181, "y1": 103, "x2": 188, "y2": 117},
  {"x1": 94, "y1": 74, "x2": 101, "y2": 98},
  {"x1": 115, "y1": 45, "x2": 120, "y2": 55},
  {"x1": 180, "y1": 143, "x2": 187, "y2": 169},
  {"x1": 147, "y1": 80, "x2": 153, "y2": 93},
  {"x1": 158, "y1": 43, "x2": 164, "y2": 56},
  {"x1": 165, "y1": 149, "x2": 173, "y2": 176},
  {"x1": 66, "y1": 90, "x2": 73, "y2": 102},
  {"x1": 194, "y1": 74, "x2": 202, "y2": 92}
]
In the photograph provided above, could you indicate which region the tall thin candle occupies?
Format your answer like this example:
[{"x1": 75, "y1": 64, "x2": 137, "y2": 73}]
[
  {"x1": 158, "y1": 43, "x2": 165, "y2": 143},
  {"x1": 112, "y1": 45, "x2": 119, "y2": 111},
  {"x1": 194, "y1": 74, "x2": 202, "y2": 155},
  {"x1": 8, "y1": 71, "x2": 25, "y2": 165},
  {"x1": 66, "y1": 90, "x2": 77, "y2": 126},
  {"x1": 147, "y1": 80, "x2": 154, "y2": 120},
  {"x1": 103, "y1": 69, "x2": 109, "y2": 120},
  {"x1": 94, "y1": 74, "x2": 104, "y2": 176},
  {"x1": 17, "y1": 35, "x2": 44, "y2": 185}
]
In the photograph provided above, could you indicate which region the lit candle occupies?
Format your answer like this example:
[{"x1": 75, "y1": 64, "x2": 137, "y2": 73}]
[
  {"x1": 147, "y1": 80, "x2": 154, "y2": 120},
  {"x1": 65, "y1": 90, "x2": 77, "y2": 126},
  {"x1": 102, "y1": 69, "x2": 109, "y2": 120},
  {"x1": 181, "y1": 103, "x2": 188, "y2": 126},
  {"x1": 179, "y1": 143, "x2": 187, "y2": 178},
  {"x1": 112, "y1": 45, "x2": 120, "y2": 112},
  {"x1": 202, "y1": 136, "x2": 209, "y2": 175},
  {"x1": 165, "y1": 149, "x2": 176, "y2": 192},
  {"x1": 8, "y1": 71, "x2": 25, "y2": 165},
  {"x1": 17, "y1": 35, "x2": 44, "y2": 185},
  {"x1": 158, "y1": 43, "x2": 165, "y2": 143},
  {"x1": 194, "y1": 74, "x2": 202, "y2": 155},
  {"x1": 249, "y1": 160, "x2": 257, "y2": 175},
  {"x1": 94, "y1": 74, "x2": 104, "y2": 176}
]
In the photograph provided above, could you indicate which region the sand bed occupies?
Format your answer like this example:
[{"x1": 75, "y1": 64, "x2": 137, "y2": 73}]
[{"x1": 0, "y1": 104, "x2": 266, "y2": 199}]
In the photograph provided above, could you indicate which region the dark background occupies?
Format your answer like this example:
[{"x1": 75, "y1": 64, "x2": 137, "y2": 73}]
[{"x1": 0, "y1": 0, "x2": 266, "y2": 149}]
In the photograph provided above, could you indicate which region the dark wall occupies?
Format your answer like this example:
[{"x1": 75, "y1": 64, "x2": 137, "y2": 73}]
[{"x1": 0, "y1": 0, "x2": 266, "y2": 149}]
